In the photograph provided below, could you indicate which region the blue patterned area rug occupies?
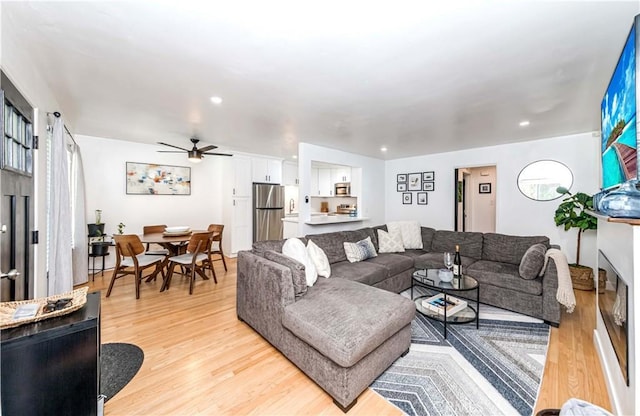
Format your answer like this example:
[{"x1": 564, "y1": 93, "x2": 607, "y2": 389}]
[{"x1": 371, "y1": 305, "x2": 550, "y2": 416}]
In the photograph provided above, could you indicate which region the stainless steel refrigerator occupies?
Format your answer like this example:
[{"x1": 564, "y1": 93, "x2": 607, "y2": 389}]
[{"x1": 253, "y1": 183, "x2": 285, "y2": 242}]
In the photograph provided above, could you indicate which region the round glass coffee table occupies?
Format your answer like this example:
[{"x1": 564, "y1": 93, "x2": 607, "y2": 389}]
[{"x1": 411, "y1": 269, "x2": 479, "y2": 339}]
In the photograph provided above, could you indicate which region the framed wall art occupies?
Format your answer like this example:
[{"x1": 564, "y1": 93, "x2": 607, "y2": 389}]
[
  {"x1": 417, "y1": 192, "x2": 428, "y2": 205},
  {"x1": 479, "y1": 183, "x2": 492, "y2": 194},
  {"x1": 423, "y1": 171, "x2": 434, "y2": 181},
  {"x1": 407, "y1": 173, "x2": 421, "y2": 191},
  {"x1": 402, "y1": 192, "x2": 412, "y2": 204},
  {"x1": 423, "y1": 182, "x2": 434, "y2": 191},
  {"x1": 126, "y1": 162, "x2": 191, "y2": 195},
  {"x1": 397, "y1": 173, "x2": 407, "y2": 183},
  {"x1": 397, "y1": 183, "x2": 407, "y2": 192}
]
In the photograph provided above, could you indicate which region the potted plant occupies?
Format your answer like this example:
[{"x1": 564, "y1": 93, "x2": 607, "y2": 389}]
[
  {"x1": 87, "y1": 209, "x2": 105, "y2": 237},
  {"x1": 117, "y1": 222, "x2": 126, "y2": 235},
  {"x1": 554, "y1": 187, "x2": 598, "y2": 290}
]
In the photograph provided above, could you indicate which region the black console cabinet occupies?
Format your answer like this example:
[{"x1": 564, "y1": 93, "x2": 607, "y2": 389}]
[{"x1": 1, "y1": 292, "x2": 101, "y2": 415}]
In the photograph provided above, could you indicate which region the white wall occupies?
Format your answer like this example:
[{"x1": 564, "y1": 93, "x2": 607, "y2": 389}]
[
  {"x1": 385, "y1": 132, "x2": 600, "y2": 271},
  {"x1": 76, "y1": 135, "x2": 224, "y2": 268},
  {"x1": 298, "y1": 143, "x2": 386, "y2": 236}
]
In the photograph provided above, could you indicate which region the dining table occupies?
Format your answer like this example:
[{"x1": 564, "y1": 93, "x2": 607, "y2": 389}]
[{"x1": 139, "y1": 231, "x2": 215, "y2": 256}]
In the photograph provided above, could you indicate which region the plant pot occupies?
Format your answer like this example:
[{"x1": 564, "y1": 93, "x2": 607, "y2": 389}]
[
  {"x1": 569, "y1": 264, "x2": 594, "y2": 291},
  {"x1": 88, "y1": 223, "x2": 105, "y2": 237},
  {"x1": 90, "y1": 241, "x2": 110, "y2": 256}
]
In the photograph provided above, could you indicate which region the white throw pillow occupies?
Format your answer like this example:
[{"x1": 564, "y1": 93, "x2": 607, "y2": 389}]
[
  {"x1": 282, "y1": 238, "x2": 318, "y2": 286},
  {"x1": 307, "y1": 240, "x2": 331, "y2": 278},
  {"x1": 343, "y1": 236, "x2": 378, "y2": 263},
  {"x1": 387, "y1": 221, "x2": 423, "y2": 249},
  {"x1": 377, "y1": 229, "x2": 405, "y2": 253}
]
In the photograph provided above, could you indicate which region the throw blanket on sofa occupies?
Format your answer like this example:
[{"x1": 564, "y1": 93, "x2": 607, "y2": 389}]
[{"x1": 545, "y1": 248, "x2": 576, "y2": 313}]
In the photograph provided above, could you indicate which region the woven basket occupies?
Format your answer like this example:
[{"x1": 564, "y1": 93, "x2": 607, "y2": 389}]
[
  {"x1": 0, "y1": 286, "x2": 88, "y2": 330},
  {"x1": 569, "y1": 265, "x2": 594, "y2": 291}
]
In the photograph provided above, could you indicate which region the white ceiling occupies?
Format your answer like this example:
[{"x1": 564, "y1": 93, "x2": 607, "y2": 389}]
[{"x1": 3, "y1": 1, "x2": 639, "y2": 161}]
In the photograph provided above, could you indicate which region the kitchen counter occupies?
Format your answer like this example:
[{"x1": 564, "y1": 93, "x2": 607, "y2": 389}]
[
  {"x1": 282, "y1": 216, "x2": 299, "y2": 223},
  {"x1": 304, "y1": 216, "x2": 369, "y2": 225}
]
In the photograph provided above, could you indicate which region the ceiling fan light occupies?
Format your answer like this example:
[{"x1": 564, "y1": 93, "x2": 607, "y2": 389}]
[{"x1": 187, "y1": 150, "x2": 202, "y2": 163}]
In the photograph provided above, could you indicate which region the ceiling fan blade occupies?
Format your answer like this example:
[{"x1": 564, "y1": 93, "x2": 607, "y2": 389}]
[
  {"x1": 157, "y1": 142, "x2": 189, "y2": 151},
  {"x1": 197, "y1": 144, "x2": 218, "y2": 153},
  {"x1": 157, "y1": 151, "x2": 186, "y2": 153},
  {"x1": 202, "y1": 152, "x2": 233, "y2": 157}
]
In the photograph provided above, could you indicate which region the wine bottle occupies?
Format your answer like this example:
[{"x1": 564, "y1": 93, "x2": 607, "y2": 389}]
[{"x1": 453, "y1": 245, "x2": 462, "y2": 278}]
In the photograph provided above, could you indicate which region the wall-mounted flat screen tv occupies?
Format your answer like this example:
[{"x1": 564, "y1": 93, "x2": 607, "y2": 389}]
[{"x1": 601, "y1": 15, "x2": 638, "y2": 190}]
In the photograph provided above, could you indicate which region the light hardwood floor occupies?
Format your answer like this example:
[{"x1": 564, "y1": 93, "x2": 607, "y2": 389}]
[{"x1": 86, "y1": 258, "x2": 610, "y2": 415}]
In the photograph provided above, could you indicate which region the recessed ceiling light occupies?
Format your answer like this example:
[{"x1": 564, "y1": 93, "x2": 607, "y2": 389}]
[
  {"x1": 519, "y1": 120, "x2": 530, "y2": 127},
  {"x1": 380, "y1": 147, "x2": 388, "y2": 152},
  {"x1": 210, "y1": 96, "x2": 223, "y2": 105},
  {"x1": 292, "y1": 155, "x2": 298, "y2": 159}
]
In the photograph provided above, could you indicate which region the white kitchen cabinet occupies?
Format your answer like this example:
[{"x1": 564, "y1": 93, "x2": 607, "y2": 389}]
[
  {"x1": 252, "y1": 157, "x2": 282, "y2": 184},
  {"x1": 318, "y1": 168, "x2": 333, "y2": 196},
  {"x1": 331, "y1": 167, "x2": 351, "y2": 183},
  {"x1": 230, "y1": 197, "x2": 252, "y2": 254},
  {"x1": 282, "y1": 219, "x2": 300, "y2": 239},
  {"x1": 282, "y1": 162, "x2": 299, "y2": 186},
  {"x1": 232, "y1": 156, "x2": 252, "y2": 197}
]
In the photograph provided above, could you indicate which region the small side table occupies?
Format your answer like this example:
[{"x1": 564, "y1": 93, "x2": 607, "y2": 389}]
[{"x1": 88, "y1": 240, "x2": 113, "y2": 280}]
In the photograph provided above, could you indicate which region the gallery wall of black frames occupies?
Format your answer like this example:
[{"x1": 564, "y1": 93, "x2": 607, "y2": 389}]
[{"x1": 397, "y1": 171, "x2": 434, "y2": 205}]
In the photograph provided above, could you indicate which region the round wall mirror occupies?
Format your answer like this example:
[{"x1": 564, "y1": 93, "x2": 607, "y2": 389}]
[{"x1": 517, "y1": 160, "x2": 573, "y2": 201}]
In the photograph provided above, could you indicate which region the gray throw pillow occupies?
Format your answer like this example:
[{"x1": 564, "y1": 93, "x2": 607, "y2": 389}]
[
  {"x1": 519, "y1": 244, "x2": 547, "y2": 280},
  {"x1": 264, "y1": 250, "x2": 307, "y2": 298}
]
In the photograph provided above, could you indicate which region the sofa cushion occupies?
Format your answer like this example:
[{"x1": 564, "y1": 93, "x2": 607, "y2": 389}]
[
  {"x1": 388, "y1": 221, "x2": 423, "y2": 249},
  {"x1": 252, "y1": 238, "x2": 308, "y2": 255},
  {"x1": 519, "y1": 243, "x2": 547, "y2": 280},
  {"x1": 282, "y1": 238, "x2": 318, "y2": 286},
  {"x1": 307, "y1": 240, "x2": 331, "y2": 278},
  {"x1": 282, "y1": 278, "x2": 415, "y2": 367},
  {"x1": 366, "y1": 253, "x2": 414, "y2": 276},
  {"x1": 420, "y1": 227, "x2": 436, "y2": 251},
  {"x1": 414, "y1": 252, "x2": 476, "y2": 270},
  {"x1": 306, "y1": 229, "x2": 375, "y2": 264},
  {"x1": 377, "y1": 229, "x2": 405, "y2": 253},
  {"x1": 430, "y1": 230, "x2": 483, "y2": 259},
  {"x1": 330, "y1": 260, "x2": 389, "y2": 286},
  {"x1": 467, "y1": 260, "x2": 543, "y2": 295},
  {"x1": 396, "y1": 249, "x2": 427, "y2": 259},
  {"x1": 371, "y1": 224, "x2": 388, "y2": 251},
  {"x1": 263, "y1": 250, "x2": 307, "y2": 298},
  {"x1": 482, "y1": 233, "x2": 550, "y2": 265},
  {"x1": 344, "y1": 237, "x2": 378, "y2": 263}
]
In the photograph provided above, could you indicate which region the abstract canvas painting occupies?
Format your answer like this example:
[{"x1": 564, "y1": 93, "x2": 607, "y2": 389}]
[{"x1": 126, "y1": 162, "x2": 191, "y2": 195}]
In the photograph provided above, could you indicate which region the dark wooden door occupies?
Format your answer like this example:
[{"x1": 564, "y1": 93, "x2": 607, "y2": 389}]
[{"x1": 1, "y1": 72, "x2": 35, "y2": 301}]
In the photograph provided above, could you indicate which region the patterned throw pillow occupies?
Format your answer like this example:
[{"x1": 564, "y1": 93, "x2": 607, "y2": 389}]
[
  {"x1": 377, "y1": 229, "x2": 405, "y2": 253},
  {"x1": 343, "y1": 237, "x2": 378, "y2": 263},
  {"x1": 387, "y1": 221, "x2": 423, "y2": 249}
]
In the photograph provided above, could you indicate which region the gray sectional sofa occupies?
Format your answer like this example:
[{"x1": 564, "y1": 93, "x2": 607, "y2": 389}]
[{"x1": 236, "y1": 225, "x2": 561, "y2": 411}]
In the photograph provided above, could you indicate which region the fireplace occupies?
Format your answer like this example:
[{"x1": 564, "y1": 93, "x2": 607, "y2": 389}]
[{"x1": 598, "y1": 250, "x2": 629, "y2": 385}]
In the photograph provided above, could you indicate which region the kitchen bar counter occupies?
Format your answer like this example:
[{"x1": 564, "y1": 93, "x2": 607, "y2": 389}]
[{"x1": 304, "y1": 216, "x2": 369, "y2": 225}]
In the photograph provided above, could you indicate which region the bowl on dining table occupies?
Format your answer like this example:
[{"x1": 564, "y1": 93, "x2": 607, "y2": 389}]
[{"x1": 165, "y1": 226, "x2": 190, "y2": 233}]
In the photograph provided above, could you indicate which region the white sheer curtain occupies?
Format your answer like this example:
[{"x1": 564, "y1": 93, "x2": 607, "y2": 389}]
[
  {"x1": 70, "y1": 141, "x2": 88, "y2": 285},
  {"x1": 48, "y1": 117, "x2": 73, "y2": 295}
]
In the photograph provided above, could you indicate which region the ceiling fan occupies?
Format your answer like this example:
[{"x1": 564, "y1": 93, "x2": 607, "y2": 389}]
[{"x1": 157, "y1": 137, "x2": 232, "y2": 163}]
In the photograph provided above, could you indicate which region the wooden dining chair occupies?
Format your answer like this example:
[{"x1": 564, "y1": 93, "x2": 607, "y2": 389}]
[
  {"x1": 107, "y1": 234, "x2": 166, "y2": 299},
  {"x1": 143, "y1": 224, "x2": 170, "y2": 256},
  {"x1": 205, "y1": 224, "x2": 227, "y2": 272},
  {"x1": 161, "y1": 231, "x2": 213, "y2": 295}
]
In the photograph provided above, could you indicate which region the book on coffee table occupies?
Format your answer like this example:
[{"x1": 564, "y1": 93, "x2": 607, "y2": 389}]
[{"x1": 421, "y1": 293, "x2": 467, "y2": 316}]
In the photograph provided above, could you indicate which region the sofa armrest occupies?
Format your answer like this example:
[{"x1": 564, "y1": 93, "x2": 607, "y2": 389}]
[
  {"x1": 541, "y1": 256, "x2": 561, "y2": 326},
  {"x1": 237, "y1": 250, "x2": 296, "y2": 346}
]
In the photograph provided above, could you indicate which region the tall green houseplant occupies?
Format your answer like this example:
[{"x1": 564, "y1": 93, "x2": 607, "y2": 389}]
[{"x1": 554, "y1": 187, "x2": 597, "y2": 265}]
